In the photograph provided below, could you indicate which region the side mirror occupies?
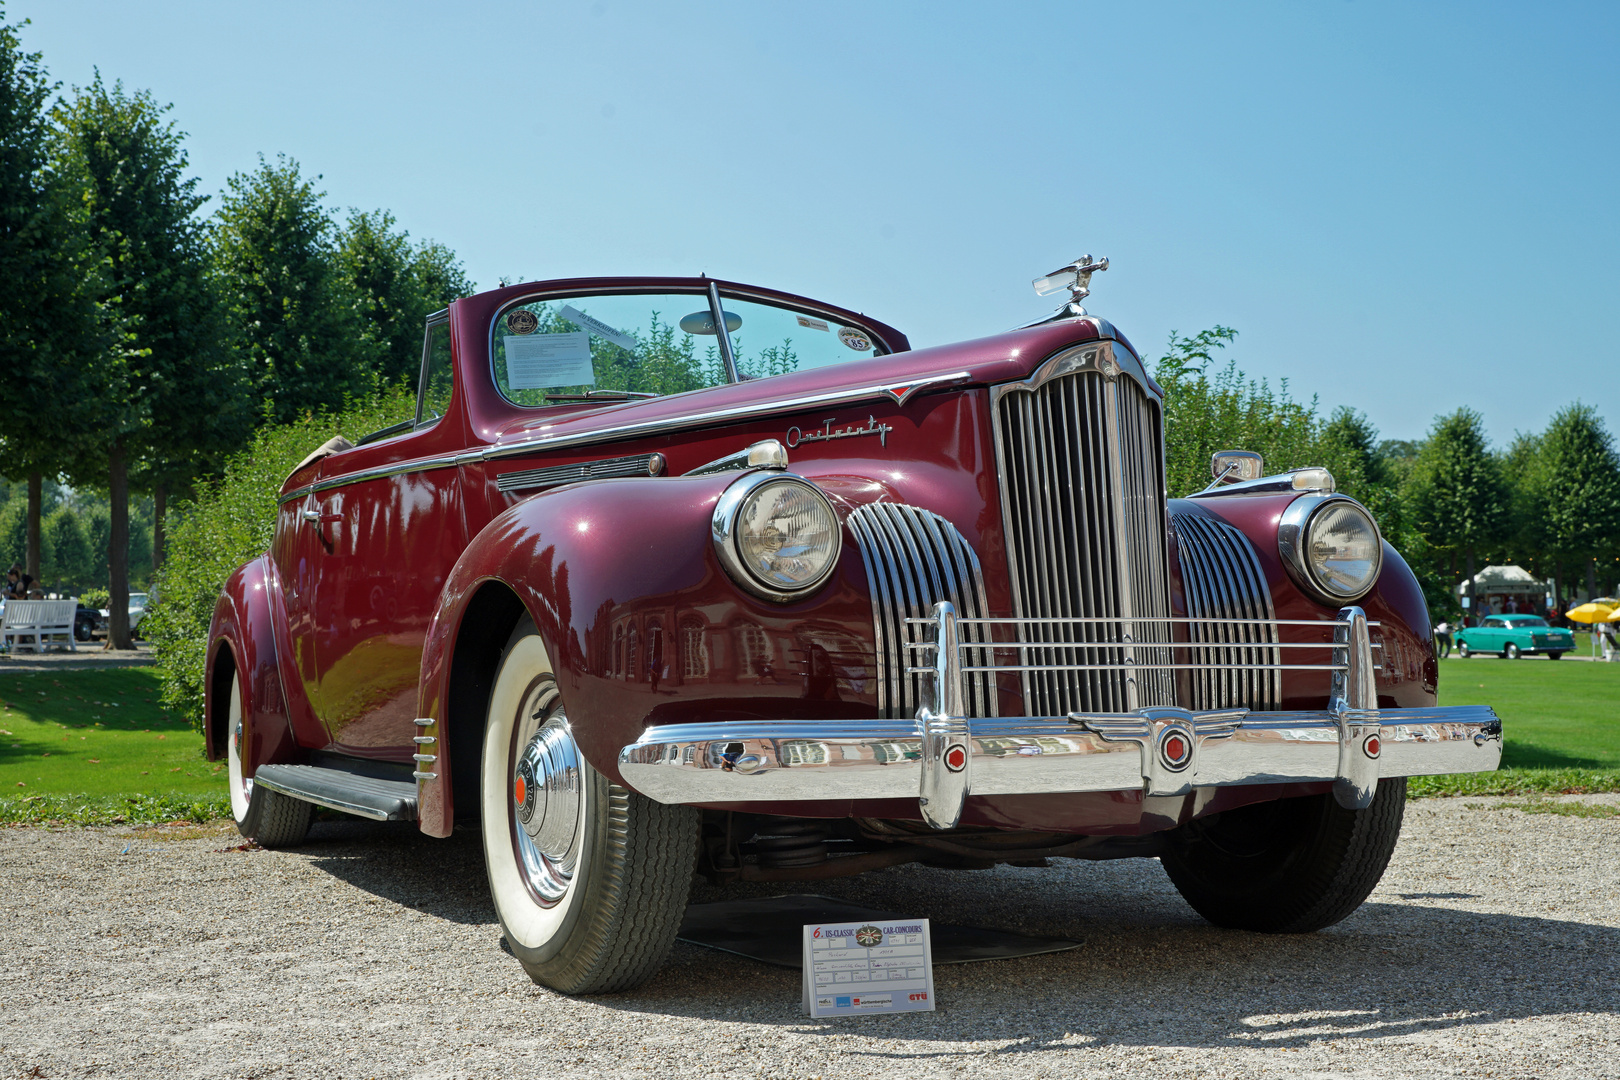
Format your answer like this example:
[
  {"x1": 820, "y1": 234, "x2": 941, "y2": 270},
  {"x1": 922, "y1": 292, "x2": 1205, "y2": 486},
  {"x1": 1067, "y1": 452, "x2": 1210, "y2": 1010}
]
[{"x1": 1210, "y1": 450, "x2": 1264, "y2": 484}]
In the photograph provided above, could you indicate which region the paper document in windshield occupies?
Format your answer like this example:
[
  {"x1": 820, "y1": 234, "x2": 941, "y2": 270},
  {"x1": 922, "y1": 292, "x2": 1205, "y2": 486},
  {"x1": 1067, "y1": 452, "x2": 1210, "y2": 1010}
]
[
  {"x1": 504, "y1": 332, "x2": 595, "y2": 389},
  {"x1": 802, "y1": 919, "x2": 935, "y2": 1017}
]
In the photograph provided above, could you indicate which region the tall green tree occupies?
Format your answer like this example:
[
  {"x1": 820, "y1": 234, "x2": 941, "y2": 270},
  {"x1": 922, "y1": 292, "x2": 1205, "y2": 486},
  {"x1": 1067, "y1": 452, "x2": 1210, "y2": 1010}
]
[
  {"x1": 335, "y1": 209, "x2": 474, "y2": 389},
  {"x1": 54, "y1": 74, "x2": 251, "y2": 648},
  {"x1": 212, "y1": 155, "x2": 372, "y2": 425},
  {"x1": 1532, "y1": 403, "x2": 1620, "y2": 602},
  {"x1": 1154, "y1": 327, "x2": 1322, "y2": 497},
  {"x1": 1405, "y1": 408, "x2": 1508, "y2": 618},
  {"x1": 0, "y1": 7, "x2": 121, "y2": 585}
]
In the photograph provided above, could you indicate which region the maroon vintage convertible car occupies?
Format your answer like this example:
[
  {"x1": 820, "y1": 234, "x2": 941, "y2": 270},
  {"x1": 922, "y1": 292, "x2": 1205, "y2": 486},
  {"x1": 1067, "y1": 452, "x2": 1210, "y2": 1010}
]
[{"x1": 208, "y1": 258, "x2": 1501, "y2": 994}]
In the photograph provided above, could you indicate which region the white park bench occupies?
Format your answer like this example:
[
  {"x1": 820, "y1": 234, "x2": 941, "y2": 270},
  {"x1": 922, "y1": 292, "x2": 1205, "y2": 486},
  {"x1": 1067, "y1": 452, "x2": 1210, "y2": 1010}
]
[{"x1": 1, "y1": 599, "x2": 79, "y2": 654}]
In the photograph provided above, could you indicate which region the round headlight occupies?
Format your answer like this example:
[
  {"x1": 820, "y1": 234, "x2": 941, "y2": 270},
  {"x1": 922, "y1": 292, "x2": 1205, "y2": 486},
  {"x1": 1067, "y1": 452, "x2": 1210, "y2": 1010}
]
[
  {"x1": 1279, "y1": 495, "x2": 1384, "y2": 605},
  {"x1": 713, "y1": 473, "x2": 841, "y2": 601}
]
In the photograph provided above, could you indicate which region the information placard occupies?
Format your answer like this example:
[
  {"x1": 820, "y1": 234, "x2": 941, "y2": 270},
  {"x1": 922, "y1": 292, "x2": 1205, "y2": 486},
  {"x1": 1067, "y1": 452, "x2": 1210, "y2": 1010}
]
[{"x1": 802, "y1": 918, "x2": 936, "y2": 1017}]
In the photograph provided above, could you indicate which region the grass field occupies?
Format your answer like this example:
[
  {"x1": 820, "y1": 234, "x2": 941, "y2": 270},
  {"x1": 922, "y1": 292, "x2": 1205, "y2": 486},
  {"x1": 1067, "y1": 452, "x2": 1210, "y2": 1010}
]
[
  {"x1": 1438, "y1": 654, "x2": 1619, "y2": 769},
  {"x1": 0, "y1": 657, "x2": 1615, "y2": 823},
  {"x1": 0, "y1": 669, "x2": 224, "y2": 822}
]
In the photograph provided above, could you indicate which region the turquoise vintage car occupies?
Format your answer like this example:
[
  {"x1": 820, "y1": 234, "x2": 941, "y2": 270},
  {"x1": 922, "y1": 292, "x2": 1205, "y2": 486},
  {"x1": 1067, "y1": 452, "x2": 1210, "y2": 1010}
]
[{"x1": 1457, "y1": 614, "x2": 1575, "y2": 659}]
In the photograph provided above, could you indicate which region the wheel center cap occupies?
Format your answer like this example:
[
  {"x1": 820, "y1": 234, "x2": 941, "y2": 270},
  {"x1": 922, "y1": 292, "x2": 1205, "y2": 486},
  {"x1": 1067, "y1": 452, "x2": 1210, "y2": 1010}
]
[{"x1": 514, "y1": 716, "x2": 582, "y2": 864}]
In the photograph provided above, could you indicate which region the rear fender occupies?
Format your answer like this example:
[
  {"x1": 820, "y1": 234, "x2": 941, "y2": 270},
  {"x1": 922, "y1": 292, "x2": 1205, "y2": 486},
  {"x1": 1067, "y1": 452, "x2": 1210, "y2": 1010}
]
[{"x1": 203, "y1": 556, "x2": 320, "y2": 771}]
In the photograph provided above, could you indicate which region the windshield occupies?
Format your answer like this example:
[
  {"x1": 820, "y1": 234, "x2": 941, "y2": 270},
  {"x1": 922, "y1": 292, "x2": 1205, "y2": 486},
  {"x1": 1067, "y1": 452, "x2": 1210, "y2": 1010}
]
[
  {"x1": 491, "y1": 289, "x2": 888, "y2": 407},
  {"x1": 1517, "y1": 617, "x2": 1549, "y2": 627}
]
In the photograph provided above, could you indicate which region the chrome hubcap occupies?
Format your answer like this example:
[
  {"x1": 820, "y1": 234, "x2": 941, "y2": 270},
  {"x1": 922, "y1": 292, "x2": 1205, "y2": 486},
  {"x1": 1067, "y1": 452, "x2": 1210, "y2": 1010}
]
[
  {"x1": 512, "y1": 699, "x2": 582, "y2": 903},
  {"x1": 231, "y1": 721, "x2": 252, "y2": 801}
]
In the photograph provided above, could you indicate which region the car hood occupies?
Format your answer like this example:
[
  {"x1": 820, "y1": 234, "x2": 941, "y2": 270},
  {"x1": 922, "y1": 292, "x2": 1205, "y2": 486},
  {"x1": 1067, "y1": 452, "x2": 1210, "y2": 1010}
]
[{"x1": 486, "y1": 316, "x2": 1149, "y2": 449}]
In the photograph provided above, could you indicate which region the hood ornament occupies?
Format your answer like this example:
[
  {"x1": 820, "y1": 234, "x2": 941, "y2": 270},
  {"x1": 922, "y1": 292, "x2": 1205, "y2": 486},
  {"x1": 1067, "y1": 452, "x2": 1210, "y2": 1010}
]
[{"x1": 1032, "y1": 254, "x2": 1108, "y2": 319}]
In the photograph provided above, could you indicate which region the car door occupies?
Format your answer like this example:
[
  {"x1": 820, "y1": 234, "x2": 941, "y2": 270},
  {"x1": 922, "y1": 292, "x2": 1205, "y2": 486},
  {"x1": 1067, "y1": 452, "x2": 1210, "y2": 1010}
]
[{"x1": 306, "y1": 314, "x2": 471, "y2": 759}]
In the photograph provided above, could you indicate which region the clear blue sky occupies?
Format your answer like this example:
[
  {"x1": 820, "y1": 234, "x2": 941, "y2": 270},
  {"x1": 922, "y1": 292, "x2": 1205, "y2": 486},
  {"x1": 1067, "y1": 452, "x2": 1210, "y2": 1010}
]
[{"x1": 16, "y1": 1, "x2": 1618, "y2": 449}]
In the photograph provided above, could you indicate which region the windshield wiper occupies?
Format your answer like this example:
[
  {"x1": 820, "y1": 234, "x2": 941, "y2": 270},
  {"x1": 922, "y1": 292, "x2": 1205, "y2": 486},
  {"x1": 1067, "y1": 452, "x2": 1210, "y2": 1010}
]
[{"x1": 543, "y1": 390, "x2": 659, "y2": 403}]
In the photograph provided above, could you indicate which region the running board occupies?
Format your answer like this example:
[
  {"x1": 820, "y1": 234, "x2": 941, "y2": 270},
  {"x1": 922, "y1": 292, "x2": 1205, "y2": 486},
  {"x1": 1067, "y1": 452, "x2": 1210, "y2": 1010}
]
[{"x1": 252, "y1": 764, "x2": 418, "y2": 821}]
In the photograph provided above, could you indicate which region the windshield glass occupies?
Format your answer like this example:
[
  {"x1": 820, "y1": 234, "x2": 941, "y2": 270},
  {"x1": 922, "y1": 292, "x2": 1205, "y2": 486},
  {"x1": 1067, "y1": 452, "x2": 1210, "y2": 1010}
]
[
  {"x1": 1517, "y1": 617, "x2": 1549, "y2": 627},
  {"x1": 491, "y1": 289, "x2": 889, "y2": 407}
]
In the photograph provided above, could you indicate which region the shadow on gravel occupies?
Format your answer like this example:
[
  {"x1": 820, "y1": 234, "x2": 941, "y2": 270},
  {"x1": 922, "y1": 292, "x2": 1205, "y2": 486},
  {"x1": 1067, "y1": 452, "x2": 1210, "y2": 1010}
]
[
  {"x1": 288, "y1": 819, "x2": 1619, "y2": 1055},
  {"x1": 300, "y1": 818, "x2": 496, "y2": 926}
]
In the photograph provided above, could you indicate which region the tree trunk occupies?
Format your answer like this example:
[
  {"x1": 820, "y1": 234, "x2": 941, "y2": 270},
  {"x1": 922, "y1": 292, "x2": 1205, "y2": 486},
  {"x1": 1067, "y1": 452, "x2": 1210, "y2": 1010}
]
[
  {"x1": 107, "y1": 442, "x2": 132, "y2": 651},
  {"x1": 1587, "y1": 557, "x2": 1598, "y2": 602},
  {"x1": 1465, "y1": 547, "x2": 1477, "y2": 626},
  {"x1": 152, "y1": 483, "x2": 166, "y2": 572},
  {"x1": 1552, "y1": 563, "x2": 1563, "y2": 621},
  {"x1": 25, "y1": 473, "x2": 41, "y2": 585}
]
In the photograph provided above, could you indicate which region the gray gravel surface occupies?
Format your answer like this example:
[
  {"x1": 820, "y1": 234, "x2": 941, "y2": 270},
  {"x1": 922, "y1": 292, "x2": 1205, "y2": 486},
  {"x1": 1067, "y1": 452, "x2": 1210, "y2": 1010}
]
[{"x1": 2, "y1": 796, "x2": 1617, "y2": 1079}]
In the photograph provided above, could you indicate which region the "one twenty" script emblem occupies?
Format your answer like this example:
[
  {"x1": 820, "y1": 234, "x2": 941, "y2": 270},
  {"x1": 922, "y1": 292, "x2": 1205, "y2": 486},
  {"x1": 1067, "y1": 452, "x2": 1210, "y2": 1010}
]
[{"x1": 786, "y1": 415, "x2": 894, "y2": 449}]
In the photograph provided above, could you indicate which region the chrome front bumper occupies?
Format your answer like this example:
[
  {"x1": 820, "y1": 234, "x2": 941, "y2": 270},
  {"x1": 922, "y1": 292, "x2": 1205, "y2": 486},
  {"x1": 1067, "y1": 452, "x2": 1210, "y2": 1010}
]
[{"x1": 618, "y1": 604, "x2": 1503, "y2": 829}]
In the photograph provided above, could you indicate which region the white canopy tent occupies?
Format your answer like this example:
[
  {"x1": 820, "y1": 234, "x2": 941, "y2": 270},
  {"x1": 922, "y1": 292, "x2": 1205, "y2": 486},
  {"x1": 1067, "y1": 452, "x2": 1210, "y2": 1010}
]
[{"x1": 1457, "y1": 564, "x2": 1550, "y2": 618}]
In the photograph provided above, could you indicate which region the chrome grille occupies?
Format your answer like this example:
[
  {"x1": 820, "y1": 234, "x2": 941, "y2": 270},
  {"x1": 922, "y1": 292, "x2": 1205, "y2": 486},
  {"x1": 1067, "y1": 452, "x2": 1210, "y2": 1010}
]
[
  {"x1": 848, "y1": 502, "x2": 994, "y2": 719},
  {"x1": 1170, "y1": 507, "x2": 1280, "y2": 710},
  {"x1": 991, "y1": 352, "x2": 1174, "y2": 716}
]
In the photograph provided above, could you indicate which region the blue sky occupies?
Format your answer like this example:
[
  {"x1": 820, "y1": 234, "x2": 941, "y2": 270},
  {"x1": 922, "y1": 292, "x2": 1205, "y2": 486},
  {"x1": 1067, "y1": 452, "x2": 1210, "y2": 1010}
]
[{"x1": 16, "y1": 1, "x2": 1618, "y2": 448}]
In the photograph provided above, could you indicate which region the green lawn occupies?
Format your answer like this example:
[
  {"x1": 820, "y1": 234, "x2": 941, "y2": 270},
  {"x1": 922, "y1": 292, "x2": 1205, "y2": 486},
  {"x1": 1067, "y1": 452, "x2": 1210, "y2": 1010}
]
[
  {"x1": 1438, "y1": 655, "x2": 1619, "y2": 769},
  {"x1": 0, "y1": 668, "x2": 224, "y2": 800}
]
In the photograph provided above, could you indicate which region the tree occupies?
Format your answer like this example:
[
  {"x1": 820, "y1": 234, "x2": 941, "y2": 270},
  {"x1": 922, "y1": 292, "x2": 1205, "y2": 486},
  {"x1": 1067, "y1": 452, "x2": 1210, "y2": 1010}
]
[
  {"x1": 212, "y1": 155, "x2": 372, "y2": 425},
  {"x1": 334, "y1": 208, "x2": 474, "y2": 389},
  {"x1": 1154, "y1": 327, "x2": 1322, "y2": 497},
  {"x1": 1532, "y1": 403, "x2": 1620, "y2": 602},
  {"x1": 0, "y1": 8, "x2": 121, "y2": 587},
  {"x1": 1406, "y1": 408, "x2": 1508, "y2": 619},
  {"x1": 54, "y1": 74, "x2": 252, "y2": 648}
]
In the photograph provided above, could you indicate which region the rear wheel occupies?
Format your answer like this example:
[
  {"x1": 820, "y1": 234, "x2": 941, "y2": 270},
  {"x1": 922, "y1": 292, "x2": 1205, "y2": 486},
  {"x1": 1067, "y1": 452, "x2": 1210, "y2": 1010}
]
[
  {"x1": 1504, "y1": 643, "x2": 1520, "y2": 660},
  {"x1": 225, "y1": 669, "x2": 311, "y2": 848},
  {"x1": 481, "y1": 620, "x2": 698, "y2": 995},
  {"x1": 1548, "y1": 651, "x2": 1565, "y2": 660},
  {"x1": 1160, "y1": 777, "x2": 1406, "y2": 933}
]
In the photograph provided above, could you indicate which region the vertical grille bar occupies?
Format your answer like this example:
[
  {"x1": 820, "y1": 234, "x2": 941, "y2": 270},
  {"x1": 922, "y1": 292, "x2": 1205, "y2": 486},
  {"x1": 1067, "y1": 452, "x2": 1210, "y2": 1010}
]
[
  {"x1": 992, "y1": 350, "x2": 1174, "y2": 716},
  {"x1": 848, "y1": 503, "x2": 994, "y2": 719},
  {"x1": 1170, "y1": 508, "x2": 1280, "y2": 710}
]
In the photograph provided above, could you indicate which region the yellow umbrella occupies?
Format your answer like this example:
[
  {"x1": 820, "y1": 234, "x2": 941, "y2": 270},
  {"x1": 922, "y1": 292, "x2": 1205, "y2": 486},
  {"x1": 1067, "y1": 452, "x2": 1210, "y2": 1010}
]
[{"x1": 1565, "y1": 602, "x2": 1618, "y2": 624}]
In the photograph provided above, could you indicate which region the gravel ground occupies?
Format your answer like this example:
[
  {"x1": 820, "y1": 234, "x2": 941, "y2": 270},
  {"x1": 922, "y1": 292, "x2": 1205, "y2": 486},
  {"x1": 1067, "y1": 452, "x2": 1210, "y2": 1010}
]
[{"x1": 2, "y1": 796, "x2": 1618, "y2": 1080}]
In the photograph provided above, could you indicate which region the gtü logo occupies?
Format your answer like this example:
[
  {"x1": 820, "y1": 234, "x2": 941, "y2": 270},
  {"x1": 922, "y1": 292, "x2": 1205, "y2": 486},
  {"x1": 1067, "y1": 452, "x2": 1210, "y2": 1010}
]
[{"x1": 909, "y1": 993, "x2": 929, "y2": 1002}]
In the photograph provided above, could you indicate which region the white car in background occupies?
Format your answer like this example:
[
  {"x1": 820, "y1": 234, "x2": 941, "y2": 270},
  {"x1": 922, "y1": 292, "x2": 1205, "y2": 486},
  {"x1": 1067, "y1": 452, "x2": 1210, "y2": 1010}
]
[{"x1": 98, "y1": 592, "x2": 153, "y2": 638}]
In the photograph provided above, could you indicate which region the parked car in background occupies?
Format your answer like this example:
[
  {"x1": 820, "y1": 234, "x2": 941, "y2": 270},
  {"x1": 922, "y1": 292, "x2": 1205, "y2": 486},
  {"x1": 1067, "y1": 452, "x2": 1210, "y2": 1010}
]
[
  {"x1": 100, "y1": 592, "x2": 153, "y2": 639},
  {"x1": 74, "y1": 603, "x2": 102, "y2": 642},
  {"x1": 1457, "y1": 614, "x2": 1575, "y2": 659},
  {"x1": 206, "y1": 260, "x2": 1503, "y2": 995}
]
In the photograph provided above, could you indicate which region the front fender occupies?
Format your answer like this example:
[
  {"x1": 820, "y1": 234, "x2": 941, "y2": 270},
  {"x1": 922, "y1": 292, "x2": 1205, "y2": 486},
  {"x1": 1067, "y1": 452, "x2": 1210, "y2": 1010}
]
[
  {"x1": 1171, "y1": 495, "x2": 1437, "y2": 708},
  {"x1": 416, "y1": 472, "x2": 878, "y2": 833}
]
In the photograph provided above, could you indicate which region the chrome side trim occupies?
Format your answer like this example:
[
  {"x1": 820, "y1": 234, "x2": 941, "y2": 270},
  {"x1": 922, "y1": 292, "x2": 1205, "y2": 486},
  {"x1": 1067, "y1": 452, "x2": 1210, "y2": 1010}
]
[
  {"x1": 1170, "y1": 507, "x2": 1280, "y2": 711},
  {"x1": 495, "y1": 451, "x2": 665, "y2": 493},
  {"x1": 1189, "y1": 468, "x2": 1336, "y2": 499},
  {"x1": 278, "y1": 454, "x2": 463, "y2": 505}
]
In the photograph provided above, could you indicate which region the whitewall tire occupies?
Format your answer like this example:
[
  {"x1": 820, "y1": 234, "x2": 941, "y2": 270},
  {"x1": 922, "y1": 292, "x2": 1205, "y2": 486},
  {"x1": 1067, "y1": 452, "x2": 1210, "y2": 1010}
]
[
  {"x1": 481, "y1": 619, "x2": 698, "y2": 995},
  {"x1": 225, "y1": 667, "x2": 311, "y2": 848}
]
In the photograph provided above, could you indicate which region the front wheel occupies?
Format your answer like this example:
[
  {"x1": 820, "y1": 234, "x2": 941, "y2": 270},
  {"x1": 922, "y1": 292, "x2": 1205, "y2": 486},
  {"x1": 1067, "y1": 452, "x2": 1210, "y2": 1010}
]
[
  {"x1": 1457, "y1": 642, "x2": 1472, "y2": 658},
  {"x1": 481, "y1": 620, "x2": 698, "y2": 995},
  {"x1": 1504, "y1": 643, "x2": 1520, "y2": 660},
  {"x1": 1160, "y1": 777, "x2": 1407, "y2": 933},
  {"x1": 225, "y1": 668, "x2": 311, "y2": 848}
]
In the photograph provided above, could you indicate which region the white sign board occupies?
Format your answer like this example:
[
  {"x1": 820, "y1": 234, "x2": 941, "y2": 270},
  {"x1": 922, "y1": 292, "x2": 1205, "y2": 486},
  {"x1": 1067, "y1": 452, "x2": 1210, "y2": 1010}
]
[
  {"x1": 504, "y1": 332, "x2": 595, "y2": 389},
  {"x1": 802, "y1": 918, "x2": 935, "y2": 1017}
]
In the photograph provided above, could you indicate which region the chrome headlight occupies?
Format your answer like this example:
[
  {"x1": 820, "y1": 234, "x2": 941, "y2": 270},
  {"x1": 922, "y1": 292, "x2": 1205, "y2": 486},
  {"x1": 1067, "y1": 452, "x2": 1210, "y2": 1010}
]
[
  {"x1": 712, "y1": 472, "x2": 841, "y2": 601},
  {"x1": 1278, "y1": 495, "x2": 1384, "y2": 605}
]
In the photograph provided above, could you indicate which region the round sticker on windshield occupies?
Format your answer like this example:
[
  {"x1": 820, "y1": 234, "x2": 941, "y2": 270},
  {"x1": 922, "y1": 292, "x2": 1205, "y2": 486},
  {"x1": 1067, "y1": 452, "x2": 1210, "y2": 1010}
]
[
  {"x1": 506, "y1": 309, "x2": 539, "y2": 335},
  {"x1": 838, "y1": 326, "x2": 872, "y2": 351}
]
